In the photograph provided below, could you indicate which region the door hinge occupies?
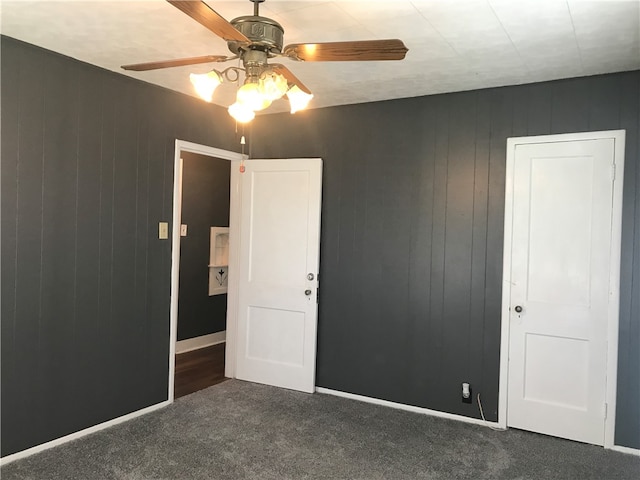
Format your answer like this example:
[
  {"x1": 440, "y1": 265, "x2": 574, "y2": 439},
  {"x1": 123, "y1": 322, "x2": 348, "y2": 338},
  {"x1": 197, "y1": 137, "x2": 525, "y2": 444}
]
[
  {"x1": 604, "y1": 402, "x2": 608, "y2": 419},
  {"x1": 611, "y1": 163, "x2": 616, "y2": 181}
]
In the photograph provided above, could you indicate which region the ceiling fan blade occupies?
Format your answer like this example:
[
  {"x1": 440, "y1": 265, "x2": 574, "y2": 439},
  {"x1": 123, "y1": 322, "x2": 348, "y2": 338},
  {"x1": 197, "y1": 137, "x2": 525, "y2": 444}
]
[
  {"x1": 167, "y1": 0, "x2": 250, "y2": 43},
  {"x1": 283, "y1": 39, "x2": 408, "y2": 62},
  {"x1": 271, "y1": 64, "x2": 312, "y2": 95},
  {"x1": 122, "y1": 55, "x2": 231, "y2": 71}
]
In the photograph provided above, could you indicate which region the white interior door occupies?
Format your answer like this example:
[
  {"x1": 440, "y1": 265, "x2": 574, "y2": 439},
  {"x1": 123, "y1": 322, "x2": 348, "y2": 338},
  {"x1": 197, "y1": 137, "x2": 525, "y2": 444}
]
[
  {"x1": 235, "y1": 158, "x2": 322, "y2": 393},
  {"x1": 506, "y1": 138, "x2": 617, "y2": 445}
]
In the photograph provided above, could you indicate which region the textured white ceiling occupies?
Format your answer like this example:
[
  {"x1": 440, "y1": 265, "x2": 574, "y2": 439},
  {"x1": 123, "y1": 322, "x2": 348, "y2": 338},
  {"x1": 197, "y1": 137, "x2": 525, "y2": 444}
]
[{"x1": 1, "y1": 0, "x2": 639, "y2": 114}]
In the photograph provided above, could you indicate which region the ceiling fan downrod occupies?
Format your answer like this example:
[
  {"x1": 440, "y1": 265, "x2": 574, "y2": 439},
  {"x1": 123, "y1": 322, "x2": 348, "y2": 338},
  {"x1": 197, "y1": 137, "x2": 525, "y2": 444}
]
[{"x1": 251, "y1": 0, "x2": 265, "y2": 17}]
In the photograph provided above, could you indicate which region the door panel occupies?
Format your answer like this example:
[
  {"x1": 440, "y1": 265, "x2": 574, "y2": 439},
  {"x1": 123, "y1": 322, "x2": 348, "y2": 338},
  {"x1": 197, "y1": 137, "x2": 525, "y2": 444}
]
[
  {"x1": 236, "y1": 159, "x2": 322, "y2": 393},
  {"x1": 526, "y1": 156, "x2": 594, "y2": 306},
  {"x1": 523, "y1": 334, "x2": 589, "y2": 409},
  {"x1": 507, "y1": 139, "x2": 614, "y2": 445},
  {"x1": 248, "y1": 170, "x2": 310, "y2": 285},
  {"x1": 246, "y1": 306, "x2": 305, "y2": 366}
]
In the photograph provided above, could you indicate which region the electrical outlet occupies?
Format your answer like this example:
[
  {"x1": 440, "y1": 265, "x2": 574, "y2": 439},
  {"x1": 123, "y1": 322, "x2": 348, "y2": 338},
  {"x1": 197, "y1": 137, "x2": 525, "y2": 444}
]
[{"x1": 462, "y1": 382, "x2": 472, "y2": 404}]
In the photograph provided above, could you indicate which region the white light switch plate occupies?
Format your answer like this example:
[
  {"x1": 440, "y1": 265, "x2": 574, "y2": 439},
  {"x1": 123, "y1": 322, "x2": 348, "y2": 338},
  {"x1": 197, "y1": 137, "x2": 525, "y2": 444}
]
[
  {"x1": 180, "y1": 224, "x2": 187, "y2": 237},
  {"x1": 159, "y1": 222, "x2": 169, "y2": 239}
]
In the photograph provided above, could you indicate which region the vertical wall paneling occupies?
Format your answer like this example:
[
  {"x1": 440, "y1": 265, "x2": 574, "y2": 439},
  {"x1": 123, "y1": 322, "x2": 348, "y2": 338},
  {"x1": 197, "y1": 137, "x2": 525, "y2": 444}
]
[
  {"x1": 43, "y1": 51, "x2": 81, "y2": 435},
  {"x1": 615, "y1": 73, "x2": 640, "y2": 448},
  {"x1": 94, "y1": 74, "x2": 117, "y2": 423},
  {"x1": 133, "y1": 83, "x2": 152, "y2": 411},
  {"x1": 144, "y1": 88, "x2": 171, "y2": 404},
  {"x1": 481, "y1": 88, "x2": 513, "y2": 420},
  {"x1": 14, "y1": 44, "x2": 47, "y2": 448},
  {"x1": 468, "y1": 90, "x2": 491, "y2": 407},
  {"x1": 587, "y1": 75, "x2": 621, "y2": 131},
  {"x1": 406, "y1": 98, "x2": 437, "y2": 407},
  {"x1": 525, "y1": 83, "x2": 553, "y2": 136},
  {"x1": 426, "y1": 96, "x2": 450, "y2": 412},
  {"x1": 339, "y1": 109, "x2": 364, "y2": 390},
  {"x1": 360, "y1": 106, "x2": 388, "y2": 397},
  {"x1": 550, "y1": 77, "x2": 590, "y2": 133},
  {"x1": 134, "y1": 84, "x2": 152, "y2": 409},
  {"x1": 0, "y1": 41, "x2": 20, "y2": 452},
  {"x1": 442, "y1": 92, "x2": 476, "y2": 413},
  {"x1": 631, "y1": 79, "x2": 640, "y2": 448},
  {"x1": 73, "y1": 66, "x2": 103, "y2": 431},
  {"x1": 0, "y1": 36, "x2": 238, "y2": 456},
  {"x1": 349, "y1": 108, "x2": 371, "y2": 391},
  {"x1": 110, "y1": 79, "x2": 140, "y2": 414},
  {"x1": 510, "y1": 87, "x2": 530, "y2": 138},
  {"x1": 312, "y1": 109, "x2": 348, "y2": 390}
]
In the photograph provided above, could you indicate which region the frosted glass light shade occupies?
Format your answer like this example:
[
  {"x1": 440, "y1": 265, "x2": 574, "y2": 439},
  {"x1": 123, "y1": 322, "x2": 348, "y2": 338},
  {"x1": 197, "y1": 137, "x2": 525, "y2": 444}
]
[
  {"x1": 287, "y1": 85, "x2": 314, "y2": 113},
  {"x1": 260, "y1": 72, "x2": 288, "y2": 101},
  {"x1": 189, "y1": 71, "x2": 222, "y2": 102},
  {"x1": 228, "y1": 102, "x2": 255, "y2": 123},
  {"x1": 237, "y1": 82, "x2": 271, "y2": 111}
]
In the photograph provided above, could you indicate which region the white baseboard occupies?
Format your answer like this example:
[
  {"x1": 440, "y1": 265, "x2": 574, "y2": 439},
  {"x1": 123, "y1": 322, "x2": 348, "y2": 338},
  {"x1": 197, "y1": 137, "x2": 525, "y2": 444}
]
[
  {"x1": 315, "y1": 387, "x2": 501, "y2": 429},
  {"x1": 611, "y1": 445, "x2": 640, "y2": 456},
  {"x1": 3, "y1": 382, "x2": 635, "y2": 465},
  {"x1": 0, "y1": 400, "x2": 171, "y2": 466},
  {"x1": 316, "y1": 388, "x2": 640, "y2": 454},
  {"x1": 175, "y1": 331, "x2": 226, "y2": 354}
]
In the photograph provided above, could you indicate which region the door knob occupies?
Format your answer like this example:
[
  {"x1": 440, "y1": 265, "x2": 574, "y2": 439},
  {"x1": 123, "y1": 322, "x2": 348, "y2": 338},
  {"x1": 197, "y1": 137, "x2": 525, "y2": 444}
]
[
  {"x1": 305, "y1": 289, "x2": 312, "y2": 296},
  {"x1": 514, "y1": 305, "x2": 523, "y2": 313}
]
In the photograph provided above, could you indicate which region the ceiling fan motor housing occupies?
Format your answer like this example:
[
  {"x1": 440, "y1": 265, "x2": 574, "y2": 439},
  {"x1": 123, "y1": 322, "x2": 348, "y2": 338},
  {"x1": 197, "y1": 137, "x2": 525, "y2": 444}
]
[{"x1": 228, "y1": 16, "x2": 284, "y2": 55}]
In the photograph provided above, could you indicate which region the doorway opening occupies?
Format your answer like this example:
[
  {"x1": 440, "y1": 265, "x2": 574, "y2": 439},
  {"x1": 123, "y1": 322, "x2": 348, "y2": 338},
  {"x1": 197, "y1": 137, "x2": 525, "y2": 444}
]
[
  {"x1": 168, "y1": 143, "x2": 323, "y2": 399},
  {"x1": 168, "y1": 141, "x2": 243, "y2": 401}
]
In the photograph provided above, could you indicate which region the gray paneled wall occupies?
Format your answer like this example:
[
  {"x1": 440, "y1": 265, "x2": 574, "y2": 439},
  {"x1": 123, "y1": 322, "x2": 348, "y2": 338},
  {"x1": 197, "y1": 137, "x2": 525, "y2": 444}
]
[
  {"x1": 252, "y1": 72, "x2": 640, "y2": 449},
  {"x1": 0, "y1": 36, "x2": 239, "y2": 457},
  {"x1": 178, "y1": 152, "x2": 230, "y2": 341}
]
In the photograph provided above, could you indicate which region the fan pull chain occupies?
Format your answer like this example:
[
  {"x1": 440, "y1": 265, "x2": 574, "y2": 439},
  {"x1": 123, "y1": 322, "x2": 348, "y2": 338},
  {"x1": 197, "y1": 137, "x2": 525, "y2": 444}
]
[
  {"x1": 240, "y1": 135, "x2": 246, "y2": 173},
  {"x1": 237, "y1": 56, "x2": 246, "y2": 175}
]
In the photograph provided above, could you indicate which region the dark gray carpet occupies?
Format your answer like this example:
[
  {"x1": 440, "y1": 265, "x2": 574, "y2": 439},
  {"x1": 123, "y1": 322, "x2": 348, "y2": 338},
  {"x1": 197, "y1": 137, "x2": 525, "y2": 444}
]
[{"x1": 2, "y1": 380, "x2": 639, "y2": 479}]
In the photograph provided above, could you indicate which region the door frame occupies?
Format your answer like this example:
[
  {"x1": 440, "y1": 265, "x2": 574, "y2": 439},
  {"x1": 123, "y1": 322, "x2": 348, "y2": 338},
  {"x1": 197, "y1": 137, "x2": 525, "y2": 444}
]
[
  {"x1": 498, "y1": 130, "x2": 626, "y2": 449},
  {"x1": 168, "y1": 140, "x2": 243, "y2": 402}
]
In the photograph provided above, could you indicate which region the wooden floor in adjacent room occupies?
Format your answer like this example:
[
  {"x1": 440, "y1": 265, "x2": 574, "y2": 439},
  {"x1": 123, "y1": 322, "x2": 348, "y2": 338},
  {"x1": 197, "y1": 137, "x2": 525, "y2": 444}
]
[{"x1": 174, "y1": 343, "x2": 227, "y2": 399}]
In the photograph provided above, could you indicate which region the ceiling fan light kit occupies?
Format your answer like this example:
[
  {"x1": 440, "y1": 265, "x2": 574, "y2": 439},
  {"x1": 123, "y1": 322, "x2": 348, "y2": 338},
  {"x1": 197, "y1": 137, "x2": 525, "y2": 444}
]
[
  {"x1": 286, "y1": 85, "x2": 314, "y2": 114},
  {"x1": 122, "y1": 0, "x2": 408, "y2": 123},
  {"x1": 189, "y1": 70, "x2": 223, "y2": 102},
  {"x1": 228, "y1": 102, "x2": 256, "y2": 123},
  {"x1": 237, "y1": 82, "x2": 272, "y2": 111}
]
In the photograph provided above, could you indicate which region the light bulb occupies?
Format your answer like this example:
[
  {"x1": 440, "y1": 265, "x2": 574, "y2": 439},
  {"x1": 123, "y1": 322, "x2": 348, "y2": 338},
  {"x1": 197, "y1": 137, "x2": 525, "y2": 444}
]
[
  {"x1": 236, "y1": 82, "x2": 271, "y2": 111},
  {"x1": 287, "y1": 85, "x2": 314, "y2": 114},
  {"x1": 260, "y1": 72, "x2": 289, "y2": 101},
  {"x1": 228, "y1": 102, "x2": 255, "y2": 123},
  {"x1": 303, "y1": 44, "x2": 318, "y2": 59},
  {"x1": 189, "y1": 71, "x2": 222, "y2": 102}
]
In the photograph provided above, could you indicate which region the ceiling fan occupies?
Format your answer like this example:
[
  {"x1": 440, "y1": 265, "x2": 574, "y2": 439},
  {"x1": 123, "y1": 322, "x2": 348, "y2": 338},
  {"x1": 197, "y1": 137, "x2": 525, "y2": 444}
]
[{"x1": 122, "y1": 0, "x2": 409, "y2": 122}]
